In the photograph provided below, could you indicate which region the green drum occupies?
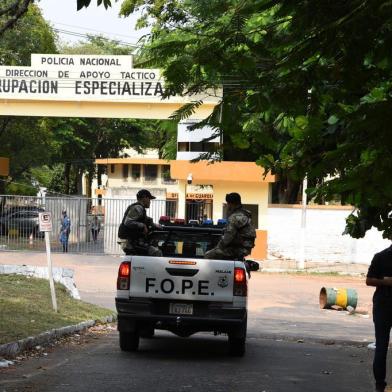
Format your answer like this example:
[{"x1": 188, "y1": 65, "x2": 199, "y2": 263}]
[{"x1": 319, "y1": 287, "x2": 358, "y2": 310}]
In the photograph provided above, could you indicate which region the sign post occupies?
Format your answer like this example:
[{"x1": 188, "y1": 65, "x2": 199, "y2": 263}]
[{"x1": 39, "y1": 212, "x2": 57, "y2": 312}]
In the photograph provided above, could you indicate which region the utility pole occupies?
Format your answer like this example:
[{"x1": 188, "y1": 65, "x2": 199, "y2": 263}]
[{"x1": 298, "y1": 177, "x2": 307, "y2": 269}]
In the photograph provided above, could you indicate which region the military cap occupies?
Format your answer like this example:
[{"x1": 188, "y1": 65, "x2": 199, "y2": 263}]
[
  {"x1": 225, "y1": 192, "x2": 241, "y2": 204},
  {"x1": 136, "y1": 189, "x2": 156, "y2": 199}
]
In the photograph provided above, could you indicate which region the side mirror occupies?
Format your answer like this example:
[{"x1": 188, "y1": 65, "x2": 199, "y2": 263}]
[{"x1": 245, "y1": 259, "x2": 260, "y2": 272}]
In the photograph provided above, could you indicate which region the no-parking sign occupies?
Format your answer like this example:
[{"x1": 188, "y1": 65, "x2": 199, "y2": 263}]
[{"x1": 39, "y1": 212, "x2": 52, "y2": 232}]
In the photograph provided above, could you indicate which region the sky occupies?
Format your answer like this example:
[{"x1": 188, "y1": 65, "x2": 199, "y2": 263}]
[{"x1": 37, "y1": 0, "x2": 150, "y2": 48}]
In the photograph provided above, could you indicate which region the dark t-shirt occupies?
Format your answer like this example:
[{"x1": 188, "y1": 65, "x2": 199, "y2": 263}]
[{"x1": 367, "y1": 245, "x2": 392, "y2": 303}]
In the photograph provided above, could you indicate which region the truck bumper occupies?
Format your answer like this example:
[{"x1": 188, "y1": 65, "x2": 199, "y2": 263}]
[{"x1": 116, "y1": 298, "x2": 246, "y2": 333}]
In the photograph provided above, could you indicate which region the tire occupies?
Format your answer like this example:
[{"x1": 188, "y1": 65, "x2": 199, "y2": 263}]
[
  {"x1": 119, "y1": 331, "x2": 140, "y2": 352},
  {"x1": 228, "y1": 316, "x2": 247, "y2": 357},
  {"x1": 228, "y1": 336, "x2": 246, "y2": 357},
  {"x1": 140, "y1": 328, "x2": 155, "y2": 339}
]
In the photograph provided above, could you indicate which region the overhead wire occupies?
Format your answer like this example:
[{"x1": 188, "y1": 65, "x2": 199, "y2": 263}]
[
  {"x1": 52, "y1": 21, "x2": 144, "y2": 42},
  {"x1": 53, "y1": 28, "x2": 140, "y2": 48}
]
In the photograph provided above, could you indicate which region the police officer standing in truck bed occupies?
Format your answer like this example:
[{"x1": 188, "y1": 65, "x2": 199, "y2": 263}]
[{"x1": 204, "y1": 192, "x2": 256, "y2": 260}]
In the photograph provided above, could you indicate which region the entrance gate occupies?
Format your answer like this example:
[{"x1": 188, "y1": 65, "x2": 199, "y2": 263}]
[
  {"x1": 0, "y1": 54, "x2": 219, "y2": 119},
  {"x1": 0, "y1": 195, "x2": 177, "y2": 255}
]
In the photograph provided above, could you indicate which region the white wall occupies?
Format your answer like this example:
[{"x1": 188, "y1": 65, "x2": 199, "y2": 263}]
[
  {"x1": 177, "y1": 121, "x2": 219, "y2": 142},
  {"x1": 268, "y1": 207, "x2": 391, "y2": 265}
]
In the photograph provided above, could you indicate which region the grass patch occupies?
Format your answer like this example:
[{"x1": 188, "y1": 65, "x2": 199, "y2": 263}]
[{"x1": 0, "y1": 274, "x2": 115, "y2": 345}]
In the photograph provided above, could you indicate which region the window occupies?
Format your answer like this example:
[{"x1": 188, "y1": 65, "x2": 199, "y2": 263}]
[
  {"x1": 189, "y1": 142, "x2": 203, "y2": 152},
  {"x1": 144, "y1": 165, "x2": 157, "y2": 182},
  {"x1": 161, "y1": 165, "x2": 176, "y2": 184},
  {"x1": 131, "y1": 164, "x2": 141, "y2": 181},
  {"x1": 203, "y1": 142, "x2": 219, "y2": 153},
  {"x1": 165, "y1": 200, "x2": 177, "y2": 218},
  {"x1": 122, "y1": 164, "x2": 129, "y2": 179},
  {"x1": 150, "y1": 230, "x2": 221, "y2": 259},
  {"x1": 178, "y1": 142, "x2": 189, "y2": 152},
  {"x1": 189, "y1": 142, "x2": 219, "y2": 152},
  {"x1": 110, "y1": 164, "x2": 115, "y2": 174}
]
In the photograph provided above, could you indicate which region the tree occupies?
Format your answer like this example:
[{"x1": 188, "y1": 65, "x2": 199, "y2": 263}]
[
  {"x1": 77, "y1": 0, "x2": 112, "y2": 11},
  {"x1": 47, "y1": 36, "x2": 176, "y2": 196},
  {"x1": 77, "y1": 0, "x2": 391, "y2": 239},
  {"x1": 0, "y1": 0, "x2": 33, "y2": 36},
  {"x1": 0, "y1": 117, "x2": 54, "y2": 195},
  {"x1": 59, "y1": 35, "x2": 135, "y2": 56},
  {"x1": 0, "y1": 4, "x2": 57, "y2": 195}
]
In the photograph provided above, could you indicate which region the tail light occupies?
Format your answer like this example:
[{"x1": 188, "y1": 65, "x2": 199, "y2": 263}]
[
  {"x1": 117, "y1": 262, "x2": 131, "y2": 290},
  {"x1": 233, "y1": 267, "x2": 247, "y2": 296}
]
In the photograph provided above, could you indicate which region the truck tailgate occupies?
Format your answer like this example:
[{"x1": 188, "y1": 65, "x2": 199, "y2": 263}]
[{"x1": 129, "y1": 256, "x2": 235, "y2": 302}]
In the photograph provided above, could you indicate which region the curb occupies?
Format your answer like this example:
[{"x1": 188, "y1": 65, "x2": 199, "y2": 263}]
[
  {"x1": 259, "y1": 268, "x2": 365, "y2": 277},
  {"x1": 247, "y1": 331, "x2": 373, "y2": 348},
  {"x1": 0, "y1": 314, "x2": 117, "y2": 359}
]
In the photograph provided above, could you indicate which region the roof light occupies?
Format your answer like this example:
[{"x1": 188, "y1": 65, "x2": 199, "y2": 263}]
[{"x1": 169, "y1": 260, "x2": 197, "y2": 265}]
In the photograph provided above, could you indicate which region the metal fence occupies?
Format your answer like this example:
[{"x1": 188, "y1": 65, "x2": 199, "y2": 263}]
[
  {"x1": 186, "y1": 201, "x2": 213, "y2": 222},
  {"x1": 0, "y1": 195, "x2": 177, "y2": 255}
]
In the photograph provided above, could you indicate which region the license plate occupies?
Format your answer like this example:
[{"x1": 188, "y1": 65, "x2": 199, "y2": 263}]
[{"x1": 169, "y1": 303, "x2": 193, "y2": 315}]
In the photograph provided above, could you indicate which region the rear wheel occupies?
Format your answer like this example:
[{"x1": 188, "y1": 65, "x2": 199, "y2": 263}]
[
  {"x1": 119, "y1": 331, "x2": 140, "y2": 352},
  {"x1": 228, "y1": 336, "x2": 246, "y2": 357},
  {"x1": 228, "y1": 316, "x2": 247, "y2": 356},
  {"x1": 139, "y1": 327, "x2": 155, "y2": 339}
]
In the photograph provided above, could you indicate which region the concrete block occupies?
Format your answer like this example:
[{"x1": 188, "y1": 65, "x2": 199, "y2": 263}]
[{"x1": 62, "y1": 268, "x2": 74, "y2": 278}]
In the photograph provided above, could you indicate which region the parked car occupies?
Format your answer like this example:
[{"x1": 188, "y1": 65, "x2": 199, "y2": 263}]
[
  {"x1": 0, "y1": 205, "x2": 44, "y2": 218},
  {"x1": 0, "y1": 208, "x2": 45, "y2": 237}
]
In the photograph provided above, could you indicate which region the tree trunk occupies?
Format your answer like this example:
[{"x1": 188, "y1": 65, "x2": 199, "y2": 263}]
[
  {"x1": 0, "y1": 180, "x2": 6, "y2": 195},
  {"x1": 76, "y1": 167, "x2": 83, "y2": 195},
  {"x1": 64, "y1": 163, "x2": 71, "y2": 194},
  {"x1": 273, "y1": 174, "x2": 301, "y2": 204},
  {"x1": 86, "y1": 172, "x2": 92, "y2": 199}
]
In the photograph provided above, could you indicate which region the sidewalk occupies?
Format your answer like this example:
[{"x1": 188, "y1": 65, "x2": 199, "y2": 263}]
[
  {"x1": 0, "y1": 251, "x2": 120, "y2": 310},
  {"x1": 261, "y1": 258, "x2": 369, "y2": 275}
]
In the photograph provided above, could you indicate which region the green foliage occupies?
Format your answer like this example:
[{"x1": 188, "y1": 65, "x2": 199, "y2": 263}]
[
  {"x1": 0, "y1": 116, "x2": 55, "y2": 195},
  {"x1": 0, "y1": 0, "x2": 34, "y2": 36},
  {"x1": 104, "y1": 0, "x2": 392, "y2": 239},
  {"x1": 59, "y1": 35, "x2": 133, "y2": 55},
  {"x1": 13, "y1": 37, "x2": 175, "y2": 194},
  {"x1": 0, "y1": 4, "x2": 58, "y2": 195},
  {"x1": 0, "y1": 3, "x2": 56, "y2": 65},
  {"x1": 138, "y1": 119, "x2": 178, "y2": 159},
  {"x1": 77, "y1": 0, "x2": 113, "y2": 11}
]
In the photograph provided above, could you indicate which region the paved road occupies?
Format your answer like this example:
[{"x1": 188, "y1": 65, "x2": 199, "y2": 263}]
[
  {"x1": 0, "y1": 252, "x2": 376, "y2": 342},
  {"x1": 0, "y1": 330, "x2": 375, "y2": 392},
  {"x1": 1, "y1": 252, "x2": 386, "y2": 391}
]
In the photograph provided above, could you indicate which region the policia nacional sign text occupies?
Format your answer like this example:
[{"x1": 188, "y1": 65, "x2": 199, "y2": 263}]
[{"x1": 0, "y1": 54, "x2": 167, "y2": 102}]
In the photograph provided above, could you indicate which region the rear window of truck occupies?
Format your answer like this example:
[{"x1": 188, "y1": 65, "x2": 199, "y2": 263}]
[{"x1": 150, "y1": 228, "x2": 222, "y2": 259}]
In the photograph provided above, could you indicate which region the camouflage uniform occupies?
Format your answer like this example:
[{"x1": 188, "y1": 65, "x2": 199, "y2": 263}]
[
  {"x1": 204, "y1": 206, "x2": 256, "y2": 260},
  {"x1": 118, "y1": 202, "x2": 162, "y2": 256}
]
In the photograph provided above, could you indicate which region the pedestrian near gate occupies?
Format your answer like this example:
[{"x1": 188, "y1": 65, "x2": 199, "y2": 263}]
[{"x1": 0, "y1": 194, "x2": 177, "y2": 255}]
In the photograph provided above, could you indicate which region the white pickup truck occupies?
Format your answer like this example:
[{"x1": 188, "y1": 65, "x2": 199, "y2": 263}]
[{"x1": 115, "y1": 225, "x2": 258, "y2": 356}]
